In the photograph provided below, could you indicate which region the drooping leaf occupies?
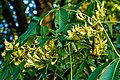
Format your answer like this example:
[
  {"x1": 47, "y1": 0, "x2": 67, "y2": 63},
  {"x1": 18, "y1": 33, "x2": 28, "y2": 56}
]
[
  {"x1": 77, "y1": 61, "x2": 85, "y2": 72},
  {"x1": 74, "y1": 0, "x2": 86, "y2": 10},
  {"x1": 99, "y1": 60, "x2": 120, "y2": 80},
  {"x1": 17, "y1": 17, "x2": 40, "y2": 44},
  {"x1": 55, "y1": 8, "x2": 68, "y2": 36},
  {"x1": 88, "y1": 61, "x2": 111, "y2": 80},
  {"x1": 40, "y1": 26, "x2": 49, "y2": 36}
]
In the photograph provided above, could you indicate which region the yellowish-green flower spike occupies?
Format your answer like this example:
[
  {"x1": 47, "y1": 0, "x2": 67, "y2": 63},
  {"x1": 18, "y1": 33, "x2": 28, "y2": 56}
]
[{"x1": 67, "y1": 22, "x2": 108, "y2": 56}]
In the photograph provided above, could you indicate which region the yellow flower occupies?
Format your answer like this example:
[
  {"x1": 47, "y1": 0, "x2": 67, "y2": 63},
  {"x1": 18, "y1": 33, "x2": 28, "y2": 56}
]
[
  {"x1": 1, "y1": 51, "x2": 6, "y2": 57},
  {"x1": 4, "y1": 40, "x2": 13, "y2": 50},
  {"x1": 79, "y1": 29, "x2": 86, "y2": 35}
]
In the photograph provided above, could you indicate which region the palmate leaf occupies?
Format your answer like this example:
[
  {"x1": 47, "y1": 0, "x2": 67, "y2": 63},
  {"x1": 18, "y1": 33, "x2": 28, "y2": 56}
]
[
  {"x1": 88, "y1": 61, "x2": 110, "y2": 80},
  {"x1": 99, "y1": 60, "x2": 120, "y2": 80},
  {"x1": 55, "y1": 8, "x2": 68, "y2": 36}
]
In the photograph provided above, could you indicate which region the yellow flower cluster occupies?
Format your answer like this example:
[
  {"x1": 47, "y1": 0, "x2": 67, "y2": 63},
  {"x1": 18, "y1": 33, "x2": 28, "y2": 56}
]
[
  {"x1": 67, "y1": 25, "x2": 95, "y2": 40},
  {"x1": 67, "y1": 24, "x2": 108, "y2": 56},
  {"x1": 2, "y1": 38, "x2": 58, "y2": 70}
]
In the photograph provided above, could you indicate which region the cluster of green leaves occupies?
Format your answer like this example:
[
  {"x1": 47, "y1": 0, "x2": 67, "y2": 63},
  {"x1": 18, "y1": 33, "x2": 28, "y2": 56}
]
[{"x1": 0, "y1": 0, "x2": 120, "y2": 80}]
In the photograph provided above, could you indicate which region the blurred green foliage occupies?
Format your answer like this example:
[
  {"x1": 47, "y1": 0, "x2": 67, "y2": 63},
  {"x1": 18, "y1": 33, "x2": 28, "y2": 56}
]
[{"x1": 0, "y1": 0, "x2": 120, "y2": 80}]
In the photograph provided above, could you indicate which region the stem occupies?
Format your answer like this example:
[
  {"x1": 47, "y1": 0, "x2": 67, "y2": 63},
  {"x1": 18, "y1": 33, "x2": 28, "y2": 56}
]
[
  {"x1": 99, "y1": 22, "x2": 120, "y2": 57},
  {"x1": 40, "y1": 9, "x2": 55, "y2": 25},
  {"x1": 53, "y1": 68, "x2": 57, "y2": 80},
  {"x1": 70, "y1": 53, "x2": 72, "y2": 80},
  {"x1": 101, "y1": 21, "x2": 120, "y2": 23},
  {"x1": 68, "y1": 43, "x2": 73, "y2": 80}
]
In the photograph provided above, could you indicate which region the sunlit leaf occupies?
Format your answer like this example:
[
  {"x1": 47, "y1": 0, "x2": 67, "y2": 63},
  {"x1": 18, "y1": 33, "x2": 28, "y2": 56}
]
[
  {"x1": 88, "y1": 61, "x2": 110, "y2": 80},
  {"x1": 99, "y1": 60, "x2": 120, "y2": 80}
]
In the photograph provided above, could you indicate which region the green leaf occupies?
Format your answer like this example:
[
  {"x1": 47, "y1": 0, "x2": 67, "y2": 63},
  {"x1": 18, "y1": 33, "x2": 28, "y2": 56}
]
[
  {"x1": 71, "y1": 42, "x2": 77, "y2": 52},
  {"x1": 49, "y1": 64, "x2": 63, "y2": 79},
  {"x1": 9, "y1": 63, "x2": 16, "y2": 74},
  {"x1": 55, "y1": 8, "x2": 68, "y2": 36},
  {"x1": 88, "y1": 61, "x2": 110, "y2": 80},
  {"x1": 77, "y1": 61, "x2": 85, "y2": 72},
  {"x1": 85, "y1": 62, "x2": 92, "y2": 75},
  {"x1": 87, "y1": 1, "x2": 95, "y2": 17},
  {"x1": 88, "y1": 57, "x2": 96, "y2": 67},
  {"x1": 25, "y1": 34, "x2": 36, "y2": 46},
  {"x1": 38, "y1": 37, "x2": 51, "y2": 48},
  {"x1": 76, "y1": 42, "x2": 92, "y2": 49},
  {"x1": 40, "y1": 26, "x2": 49, "y2": 36},
  {"x1": 2, "y1": 67, "x2": 9, "y2": 78},
  {"x1": 4, "y1": 50, "x2": 13, "y2": 61},
  {"x1": 99, "y1": 60, "x2": 120, "y2": 80},
  {"x1": 116, "y1": 34, "x2": 120, "y2": 49},
  {"x1": 18, "y1": 17, "x2": 40, "y2": 44},
  {"x1": 106, "y1": 18, "x2": 113, "y2": 36},
  {"x1": 13, "y1": 61, "x2": 26, "y2": 80},
  {"x1": 13, "y1": 66, "x2": 20, "y2": 80}
]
